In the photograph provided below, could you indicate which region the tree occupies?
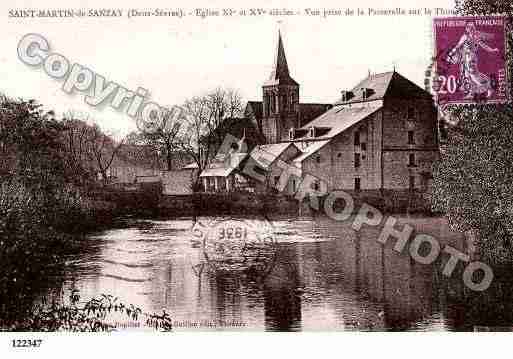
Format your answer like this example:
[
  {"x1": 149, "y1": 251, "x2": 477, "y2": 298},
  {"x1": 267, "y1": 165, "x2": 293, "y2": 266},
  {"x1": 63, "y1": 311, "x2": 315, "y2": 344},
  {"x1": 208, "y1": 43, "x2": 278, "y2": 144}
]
[
  {"x1": 59, "y1": 113, "x2": 126, "y2": 185},
  {"x1": 177, "y1": 88, "x2": 244, "y2": 187},
  {"x1": 0, "y1": 96, "x2": 68, "y2": 187},
  {"x1": 432, "y1": 0, "x2": 513, "y2": 262},
  {"x1": 60, "y1": 114, "x2": 97, "y2": 186},
  {"x1": 137, "y1": 106, "x2": 182, "y2": 171},
  {"x1": 206, "y1": 88, "x2": 245, "y2": 150},
  {"x1": 84, "y1": 123, "x2": 125, "y2": 184}
]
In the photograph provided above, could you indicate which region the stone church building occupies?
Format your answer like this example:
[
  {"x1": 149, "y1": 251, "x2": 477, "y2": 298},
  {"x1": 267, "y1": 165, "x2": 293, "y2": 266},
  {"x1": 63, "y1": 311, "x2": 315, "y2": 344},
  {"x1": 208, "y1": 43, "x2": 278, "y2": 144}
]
[
  {"x1": 244, "y1": 33, "x2": 332, "y2": 143},
  {"x1": 199, "y1": 32, "x2": 439, "y2": 194}
]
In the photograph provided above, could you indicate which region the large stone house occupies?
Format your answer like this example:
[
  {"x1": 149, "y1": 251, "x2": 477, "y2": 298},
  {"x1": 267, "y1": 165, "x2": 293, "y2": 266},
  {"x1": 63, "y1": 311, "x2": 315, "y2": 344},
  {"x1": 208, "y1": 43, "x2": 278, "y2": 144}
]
[
  {"x1": 288, "y1": 71, "x2": 439, "y2": 193},
  {"x1": 199, "y1": 32, "x2": 439, "y2": 195}
]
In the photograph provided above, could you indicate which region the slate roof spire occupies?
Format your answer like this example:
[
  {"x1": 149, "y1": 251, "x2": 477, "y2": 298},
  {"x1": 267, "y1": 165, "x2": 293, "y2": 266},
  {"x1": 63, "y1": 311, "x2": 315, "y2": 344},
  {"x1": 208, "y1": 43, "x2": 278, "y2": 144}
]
[
  {"x1": 264, "y1": 30, "x2": 299, "y2": 86},
  {"x1": 273, "y1": 30, "x2": 289, "y2": 78}
]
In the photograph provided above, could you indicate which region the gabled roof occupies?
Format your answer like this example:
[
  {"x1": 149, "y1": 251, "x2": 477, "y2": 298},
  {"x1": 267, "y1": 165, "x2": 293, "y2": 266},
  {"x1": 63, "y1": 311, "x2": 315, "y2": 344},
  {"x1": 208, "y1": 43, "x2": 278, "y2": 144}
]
[
  {"x1": 300, "y1": 103, "x2": 333, "y2": 126},
  {"x1": 200, "y1": 152, "x2": 247, "y2": 178},
  {"x1": 249, "y1": 142, "x2": 298, "y2": 169},
  {"x1": 245, "y1": 101, "x2": 263, "y2": 119},
  {"x1": 264, "y1": 31, "x2": 299, "y2": 87},
  {"x1": 200, "y1": 127, "x2": 251, "y2": 178},
  {"x1": 291, "y1": 71, "x2": 430, "y2": 163},
  {"x1": 292, "y1": 140, "x2": 331, "y2": 164},
  {"x1": 335, "y1": 71, "x2": 431, "y2": 105},
  {"x1": 209, "y1": 116, "x2": 266, "y2": 150},
  {"x1": 335, "y1": 72, "x2": 394, "y2": 105},
  {"x1": 199, "y1": 167, "x2": 235, "y2": 178},
  {"x1": 295, "y1": 102, "x2": 383, "y2": 141},
  {"x1": 183, "y1": 162, "x2": 198, "y2": 170}
]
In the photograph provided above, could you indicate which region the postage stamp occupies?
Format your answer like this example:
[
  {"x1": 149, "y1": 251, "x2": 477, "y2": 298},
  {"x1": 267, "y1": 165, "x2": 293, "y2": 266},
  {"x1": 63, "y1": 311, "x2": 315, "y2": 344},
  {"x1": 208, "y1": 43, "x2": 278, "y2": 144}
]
[{"x1": 433, "y1": 16, "x2": 509, "y2": 105}]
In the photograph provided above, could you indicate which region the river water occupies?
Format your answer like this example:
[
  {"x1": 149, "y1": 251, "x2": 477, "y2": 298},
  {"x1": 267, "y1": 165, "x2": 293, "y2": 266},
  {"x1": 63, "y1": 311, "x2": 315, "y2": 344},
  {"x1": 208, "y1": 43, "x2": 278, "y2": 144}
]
[{"x1": 48, "y1": 215, "x2": 513, "y2": 331}]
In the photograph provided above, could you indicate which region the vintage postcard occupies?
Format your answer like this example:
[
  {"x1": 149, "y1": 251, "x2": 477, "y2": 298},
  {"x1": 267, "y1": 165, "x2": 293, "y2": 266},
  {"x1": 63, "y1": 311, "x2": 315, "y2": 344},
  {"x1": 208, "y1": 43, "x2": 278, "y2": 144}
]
[{"x1": 1, "y1": 0, "x2": 513, "y2": 356}]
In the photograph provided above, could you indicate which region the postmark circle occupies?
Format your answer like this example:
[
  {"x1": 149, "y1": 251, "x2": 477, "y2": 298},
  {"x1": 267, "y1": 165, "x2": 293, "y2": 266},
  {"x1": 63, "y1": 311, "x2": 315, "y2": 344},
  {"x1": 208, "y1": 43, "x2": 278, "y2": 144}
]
[{"x1": 191, "y1": 217, "x2": 278, "y2": 278}]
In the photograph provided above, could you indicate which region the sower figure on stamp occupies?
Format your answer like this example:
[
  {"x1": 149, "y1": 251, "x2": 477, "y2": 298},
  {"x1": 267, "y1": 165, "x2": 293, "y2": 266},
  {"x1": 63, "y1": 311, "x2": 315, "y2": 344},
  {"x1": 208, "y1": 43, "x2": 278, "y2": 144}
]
[{"x1": 446, "y1": 22, "x2": 499, "y2": 99}]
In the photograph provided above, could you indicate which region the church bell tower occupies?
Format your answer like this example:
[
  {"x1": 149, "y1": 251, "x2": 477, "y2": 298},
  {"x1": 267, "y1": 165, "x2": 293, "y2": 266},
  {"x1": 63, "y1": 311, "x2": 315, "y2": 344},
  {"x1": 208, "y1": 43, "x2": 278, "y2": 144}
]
[{"x1": 262, "y1": 31, "x2": 300, "y2": 143}]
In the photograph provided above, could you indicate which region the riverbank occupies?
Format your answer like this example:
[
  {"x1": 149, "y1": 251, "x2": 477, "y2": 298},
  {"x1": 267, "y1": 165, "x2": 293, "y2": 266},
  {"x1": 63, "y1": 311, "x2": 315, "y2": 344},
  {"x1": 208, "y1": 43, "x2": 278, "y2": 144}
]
[
  {"x1": 89, "y1": 186, "x2": 434, "y2": 218},
  {"x1": 155, "y1": 190, "x2": 435, "y2": 218},
  {"x1": 0, "y1": 179, "x2": 126, "y2": 329}
]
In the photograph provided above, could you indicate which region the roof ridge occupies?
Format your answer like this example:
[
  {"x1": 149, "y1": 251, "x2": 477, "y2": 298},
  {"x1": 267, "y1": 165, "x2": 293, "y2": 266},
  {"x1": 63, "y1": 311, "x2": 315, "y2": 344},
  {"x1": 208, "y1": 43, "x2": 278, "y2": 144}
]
[{"x1": 381, "y1": 71, "x2": 396, "y2": 97}]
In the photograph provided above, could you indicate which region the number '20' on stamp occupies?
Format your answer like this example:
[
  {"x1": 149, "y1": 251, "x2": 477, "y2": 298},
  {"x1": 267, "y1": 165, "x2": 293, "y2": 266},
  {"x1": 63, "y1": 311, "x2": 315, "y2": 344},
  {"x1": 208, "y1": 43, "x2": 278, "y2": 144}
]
[{"x1": 433, "y1": 16, "x2": 510, "y2": 105}]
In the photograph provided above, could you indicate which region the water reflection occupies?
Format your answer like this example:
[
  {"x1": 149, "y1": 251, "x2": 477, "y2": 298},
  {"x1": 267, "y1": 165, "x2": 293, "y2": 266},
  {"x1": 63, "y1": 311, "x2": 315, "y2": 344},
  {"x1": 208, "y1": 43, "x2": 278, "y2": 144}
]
[{"x1": 53, "y1": 215, "x2": 513, "y2": 331}]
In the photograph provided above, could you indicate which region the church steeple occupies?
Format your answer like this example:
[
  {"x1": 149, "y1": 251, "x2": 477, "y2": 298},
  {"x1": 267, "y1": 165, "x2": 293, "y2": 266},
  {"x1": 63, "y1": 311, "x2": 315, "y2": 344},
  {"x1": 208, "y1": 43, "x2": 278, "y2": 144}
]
[
  {"x1": 264, "y1": 31, "x2": 299, "y2": 86},
  {"x1": 262, "y1": 31, "x2": 300, "y2": 143}
]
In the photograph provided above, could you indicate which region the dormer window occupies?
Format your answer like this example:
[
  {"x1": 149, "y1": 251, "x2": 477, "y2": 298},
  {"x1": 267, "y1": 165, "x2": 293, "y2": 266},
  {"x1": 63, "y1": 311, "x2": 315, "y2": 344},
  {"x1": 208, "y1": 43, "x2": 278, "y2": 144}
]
[
  {"x1": 341, "y1": 90, "x2": 354, "y2": 102},
  {"x1": 308, "y1": 127, "x2": 316, "y2": 138},
  {"x1": 361, "y1": 88, "x2": 374, "y2": 100}
]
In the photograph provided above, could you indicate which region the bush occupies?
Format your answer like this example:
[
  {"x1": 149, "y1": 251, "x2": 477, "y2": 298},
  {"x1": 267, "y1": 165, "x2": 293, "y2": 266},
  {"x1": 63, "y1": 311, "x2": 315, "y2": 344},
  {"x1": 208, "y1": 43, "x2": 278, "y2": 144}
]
[
  {"x1": 5, "y1": 289, "x2": 172, "y2": 332},
  {"x1": 0, "y1": 179, "x2": 97, "y2": 305}
]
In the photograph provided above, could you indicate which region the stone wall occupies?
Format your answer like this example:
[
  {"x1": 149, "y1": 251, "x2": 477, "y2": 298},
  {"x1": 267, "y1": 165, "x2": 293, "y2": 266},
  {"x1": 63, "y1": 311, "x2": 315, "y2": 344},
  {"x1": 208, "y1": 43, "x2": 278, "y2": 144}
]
[
  {"x1": 301, "y1": 112, "x2": 383, "y2": 191},
  {"x1": 159, "y1": 193, "x2": 299, "y2": 217},
  {"x1": 298, "y1": 97, "x2": 438, "y2": 193},
  {"x1": 382, "y1": 97, "x2": 439, "y2": 190}
]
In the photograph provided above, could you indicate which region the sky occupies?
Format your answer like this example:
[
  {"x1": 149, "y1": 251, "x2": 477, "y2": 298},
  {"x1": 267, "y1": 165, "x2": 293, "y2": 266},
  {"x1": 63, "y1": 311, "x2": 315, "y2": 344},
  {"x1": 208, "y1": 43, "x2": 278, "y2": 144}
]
[{"x1": 2, "y1": 0, "x2": 455, "y2": 137}]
